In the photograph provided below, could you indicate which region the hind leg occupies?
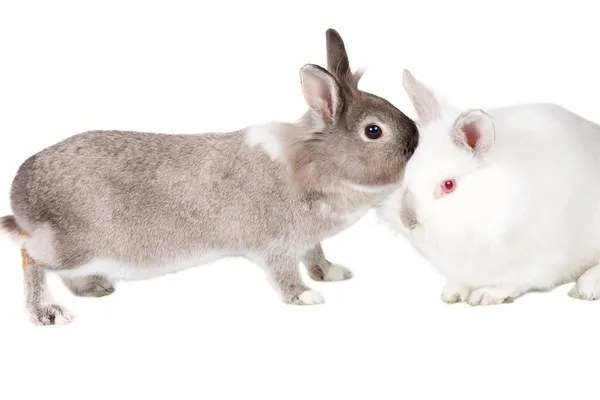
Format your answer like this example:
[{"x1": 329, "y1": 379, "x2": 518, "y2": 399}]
[
  {"x1": 22, "y1": 248, "x2": 73, "y2": 326},
  {"x1": 62, "y1": 275, "x2": 115, "y2": 298}
]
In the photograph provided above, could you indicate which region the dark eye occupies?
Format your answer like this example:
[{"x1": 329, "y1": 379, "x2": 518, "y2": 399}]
[{"x1": 364, "y1": 124, "x2": 382, "y2": 140}]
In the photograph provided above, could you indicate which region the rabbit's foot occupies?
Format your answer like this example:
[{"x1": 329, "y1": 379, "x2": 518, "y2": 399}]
[
  {"x1": 62, "y1": 275, "x2": 115, "y2": 298},
  {"x1": 309, "y1": 263, "x2": 353, "y2": 282},
  {"x1": 441, "y1": 282, "x2": 471, "y2": 303},
  {"x1": 28, "y1": 304, "x2": 73, "y2": 326},
  {"x1": 467, "y1": 287, "x2": 515, "y2": 306},
  {"x1": 291, "y1": 290, "x2": 325, "y2": 305},
  {"x1": 568, "y1": 264, "x2": 600, "y2": 301}
]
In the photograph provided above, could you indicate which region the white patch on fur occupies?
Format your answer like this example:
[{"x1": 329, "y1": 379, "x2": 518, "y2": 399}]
[
  {"x1": 24, "y1": 224, "x2": 58, "y2": 266},
  {"x1": 324, "y1": 263, "x2": 353, "y2": 281},
  {"x1": 58, "y1": 251, "x2": 229, "y2": 282},
  {"x1": 298, "y1": 290, "x2": 325, "y2": 305},
  {"x1": 244, "y1": 123, "x2": 285, "y2": 161},
  {"x1": 441, "y1": 282, "x2": 471, "y2": 303},
  {"x1": 568, "y1": 264, "x2": 600, "y2": 300}
]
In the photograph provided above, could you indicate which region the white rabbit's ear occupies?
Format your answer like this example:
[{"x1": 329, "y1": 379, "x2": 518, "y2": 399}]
[
  {"x1": 300, "y1": 64, "x2": 343, "y2": 123},
  {"x1": 402, "y1": 69, "x2": 442, "y2": 125},
  {"x1": 451, "y1": 109, "x2": 495, "y2": 157}
]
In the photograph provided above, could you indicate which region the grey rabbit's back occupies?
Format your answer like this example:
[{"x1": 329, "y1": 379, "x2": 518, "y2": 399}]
[{"x1": 11, "y1": 129, "x2": 310, "y2": 270}]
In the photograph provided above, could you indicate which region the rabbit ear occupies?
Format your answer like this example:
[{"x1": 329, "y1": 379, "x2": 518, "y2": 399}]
[
  {"x1": 326, "y1": 28, "x2": 351, "y2": 80},
  {"x1": 451, "y1": 109, "x2": 495, "y2": 157},
  {"x1": 403, "y1": 69, "x2": 443, "y2": 125},
  {"x1": 299, "y1": 64, "x2": 344, "y2": 123}
]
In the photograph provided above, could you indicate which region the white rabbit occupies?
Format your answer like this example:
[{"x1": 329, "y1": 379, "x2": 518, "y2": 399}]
[{"x1": 378, "y1": 69, "x2": 600, "y2": 306}]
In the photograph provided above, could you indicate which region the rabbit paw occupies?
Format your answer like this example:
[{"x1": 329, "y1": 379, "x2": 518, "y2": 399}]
[
  {"x1": 63, "y1": 275, "x2": 115, "y2": 298},
  {"x1": 568, "y1": 265, "x2": 600, "y2": 301},
  {"x1": 309, "y1": 263, "x2": 353, "y2": 282},
  {"x1": 467, "y1": 287, "x2": 515, "y2": 306},
  {"x1": 441, "y1": 282, "x2": 471, "y2": 303},
  {"x1": 28, "y1": 304, "x2": 73, "y2": 326},
  {"x1": 293, "y1": 290, "x2": 325, "y2": 305}
]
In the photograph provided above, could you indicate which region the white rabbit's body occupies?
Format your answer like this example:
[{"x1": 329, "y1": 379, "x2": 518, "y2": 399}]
[{"x1": 380, "y1": 72, "x2": 600, "y2": 304}]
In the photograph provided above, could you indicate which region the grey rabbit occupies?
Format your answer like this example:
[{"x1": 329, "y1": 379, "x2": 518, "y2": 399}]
[{"x1": 0, "y1": 28, "x2": 418, "y2": 325}]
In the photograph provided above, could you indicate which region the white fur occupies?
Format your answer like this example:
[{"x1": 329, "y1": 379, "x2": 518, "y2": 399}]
[
  {"x1": 441, "y1": 282, "x2": 471, "y2": 303},
  {"x1": 378, "y1": 72, "x2": 600, "y2": 305},
  {"x1": 323, "y1": 263, "x2": 352, "y2": 281},
  {"x1": 24, "y1": 224, "x2": 58, "y2": 266},
  {"x1": 58, "y1": 251, "x2": 229, "y2": 282},
  {"x1": 4, "y1": 231, "x2": 25, "y2": 246},
  {"x1": 244, "y1": 123, "x2": 285, "y2": 161},
  {"x1": 51, "y1": 308, "x2": 73, "y2": 325},
  {"x1": 28, "y1": 306, "x2": 73, "y2": 326},
  {"x1": 568, "y1": 264, "x2": 600, "y2": 300},
  {"x1": 342, "y1": 205, "x2": 371, "y2": 227},
  {"x1": 298, "y1": 290, "x2": 325, "y2": 305},
  {"x1": 344, "y1": 180, "x2": 399, "y2": 194},
  {"x1": 467, "y1": 287, "x2": 513, "y2": 306}
]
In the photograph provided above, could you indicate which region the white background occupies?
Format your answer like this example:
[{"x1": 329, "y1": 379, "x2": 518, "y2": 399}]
[{"x1": 1, "y1": 1, "x2": 599, "y2": 399}]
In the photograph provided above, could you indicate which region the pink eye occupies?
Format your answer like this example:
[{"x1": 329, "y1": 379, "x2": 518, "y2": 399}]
[
  {"x1": 435, "y1": 179, "x2": 456, "y2": 198},
  {"x1": 442, "y1": 179, "x2": 455, "y2": 193}
]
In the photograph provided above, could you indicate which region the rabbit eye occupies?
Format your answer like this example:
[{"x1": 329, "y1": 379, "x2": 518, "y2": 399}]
[
  {"x1": 435, "y1": 179, "x2": 456, "y2": 198},
  {"x1": 364, "y1": 124, "x2": 382, "y2": 140},
  {"x1": 442, "y1": 179, "x2": 455, "y2": 193}
]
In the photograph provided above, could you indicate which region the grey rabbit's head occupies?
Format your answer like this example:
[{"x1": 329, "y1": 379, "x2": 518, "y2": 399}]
[{"x1": 287, "y1": 28, "x2": 419, "y2": 191}]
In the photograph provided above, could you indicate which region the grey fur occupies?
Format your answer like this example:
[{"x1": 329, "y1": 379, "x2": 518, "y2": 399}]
[
  {"x1": 2, "y1": 28, "x2": 418, "y2": 325},
  {"x1": 0, "y1": 215, "x2": 19, "y2": 235},
  {"x1": 400, "y1": 188, "x2": 419, "y2": 230}
]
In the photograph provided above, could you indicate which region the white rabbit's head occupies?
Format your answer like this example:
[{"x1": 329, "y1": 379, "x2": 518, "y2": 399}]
[{"x1": 398, "y1": 70, "x2": 496, "y2": 231}]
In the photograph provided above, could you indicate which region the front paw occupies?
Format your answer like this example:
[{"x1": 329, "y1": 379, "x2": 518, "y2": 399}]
[
  {"x1": 441, "y1": 282, "x2": 471, "y2": 304},
  {"x1": 467, "y1": 287, "x2": 515, "y2": 306},
  {"x1": 309, "y1": 263, "x2": 353, "y2": 282}
]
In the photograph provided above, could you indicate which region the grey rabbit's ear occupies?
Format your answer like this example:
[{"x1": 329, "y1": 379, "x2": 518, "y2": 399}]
[
  {"x1": 299, "y1": 63, "x2": 344, "y2": 124},
  {"x1": 326, "y1": 28, "x2": 351, "y2": 79},
  {"x1": 326, "y1": 28, "x2": 366, "y2": 88}
]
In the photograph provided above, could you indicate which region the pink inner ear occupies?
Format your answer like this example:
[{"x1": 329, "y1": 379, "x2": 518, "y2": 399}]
[
  {"x1": 462, "y1": 121, "x2": 480, "y2": 149},
  {"x1": 318, "y1": 77, "x2": 333, "y2": 119}
]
